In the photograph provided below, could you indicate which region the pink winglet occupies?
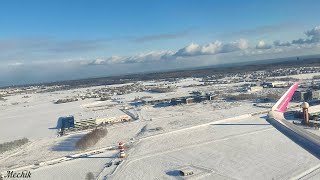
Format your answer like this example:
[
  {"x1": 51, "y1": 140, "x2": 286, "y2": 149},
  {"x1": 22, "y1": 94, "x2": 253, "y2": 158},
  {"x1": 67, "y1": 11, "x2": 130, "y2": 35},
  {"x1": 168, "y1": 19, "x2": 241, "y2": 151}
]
[{"x1": 272, "y1": 82, "x2": 298, "y2": 113}]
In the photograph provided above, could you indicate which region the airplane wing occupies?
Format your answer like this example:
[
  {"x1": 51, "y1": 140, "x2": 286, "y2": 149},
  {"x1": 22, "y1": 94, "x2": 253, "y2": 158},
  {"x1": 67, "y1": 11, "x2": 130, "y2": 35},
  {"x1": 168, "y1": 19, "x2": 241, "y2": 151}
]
[
  {"x1": 271, "y1": 82, "x2": 298, "y2": 112},
  {"x1": 267, "y1": 82, "x2": 320, "y2": 159}
]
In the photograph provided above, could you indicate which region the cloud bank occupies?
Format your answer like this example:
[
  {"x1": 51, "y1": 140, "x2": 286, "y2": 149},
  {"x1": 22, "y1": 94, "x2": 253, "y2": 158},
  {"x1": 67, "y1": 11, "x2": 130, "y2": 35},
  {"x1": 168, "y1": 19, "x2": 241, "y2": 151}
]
[
  {"x1": 2, "y1": 25, "x2": 320, "y2": 86},
  {"x1": 175, "y1": 39, "x2": 248, "y2": 57},
  {"x1": 83, "y1": 25, "x2": 320, "y2": 65}
]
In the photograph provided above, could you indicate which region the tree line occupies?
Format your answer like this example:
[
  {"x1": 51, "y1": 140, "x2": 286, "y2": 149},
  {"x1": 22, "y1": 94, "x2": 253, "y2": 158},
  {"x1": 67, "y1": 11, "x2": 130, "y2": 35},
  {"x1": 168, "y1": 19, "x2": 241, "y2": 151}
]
[
  {"x1": 0, "y1": 138, "x2": 29, "y2": 154},
  {"x1": 75, "y1": 128, "x2": 108, "y2": 150},
  {"x1": 225, "y1": 93, "x2": 281, "y2": 101}
]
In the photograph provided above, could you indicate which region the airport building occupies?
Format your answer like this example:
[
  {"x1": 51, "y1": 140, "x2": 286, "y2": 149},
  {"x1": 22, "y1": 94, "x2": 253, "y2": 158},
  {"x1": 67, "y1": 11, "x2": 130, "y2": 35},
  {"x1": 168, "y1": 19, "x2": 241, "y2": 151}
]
[
  {"x1": 262, "y1": 81, "x2": 287, "y2": 88},
  {"x1": 293, "y1": 91, "x2": 307, "y2": 101},
  {"x1": 57, "y1": 116, "x2": 75, "y2": 129},
  {"x1": 293, "y1": 90, "x2": 320, "y2": 102},
  {"x1": 58, "y1": 109, "x2": 131, "y2": 132},
  {"x1": 75, "y1": 109, "x2": 130, "y2": 126}
]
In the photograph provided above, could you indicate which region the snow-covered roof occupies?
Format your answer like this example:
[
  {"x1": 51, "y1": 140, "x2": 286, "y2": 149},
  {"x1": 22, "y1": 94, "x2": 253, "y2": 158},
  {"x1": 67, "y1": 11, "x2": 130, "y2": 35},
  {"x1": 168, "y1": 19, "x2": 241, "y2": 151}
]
[
  {"x1": 308, "y1": 105, "x2": 320, "y2": 114},
  {"x1": 74, "y1": 108, "x2": 127, "y2": 121}
]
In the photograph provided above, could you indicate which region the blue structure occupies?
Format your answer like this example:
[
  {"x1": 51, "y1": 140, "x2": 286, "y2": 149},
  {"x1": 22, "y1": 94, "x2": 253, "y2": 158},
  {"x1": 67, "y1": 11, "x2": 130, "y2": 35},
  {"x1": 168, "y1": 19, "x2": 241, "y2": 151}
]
[{"x1": 56, "y1": 116, "x2": 75, "y2": 129}]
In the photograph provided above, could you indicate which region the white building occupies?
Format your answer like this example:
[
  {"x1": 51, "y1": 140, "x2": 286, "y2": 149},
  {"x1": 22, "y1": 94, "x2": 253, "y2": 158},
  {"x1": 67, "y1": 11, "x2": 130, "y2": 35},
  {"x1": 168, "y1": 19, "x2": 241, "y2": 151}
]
[
  {"x1": 249, "y1": 86, "x2": 263, "y2": 92},
  {"x1": 263, "y1": 81, "x2": 287, "y2": 88},
  {"x1": 74, "y1": 109, "x2": 131, "y2": 126}
]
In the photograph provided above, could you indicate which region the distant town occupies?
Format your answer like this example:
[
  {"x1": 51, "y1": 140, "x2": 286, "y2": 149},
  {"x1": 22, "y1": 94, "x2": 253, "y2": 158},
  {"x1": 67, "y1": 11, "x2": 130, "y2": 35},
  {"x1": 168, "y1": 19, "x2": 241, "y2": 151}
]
[{"x1": 1, "y1": 58, "x2": 320, "y2": 102}]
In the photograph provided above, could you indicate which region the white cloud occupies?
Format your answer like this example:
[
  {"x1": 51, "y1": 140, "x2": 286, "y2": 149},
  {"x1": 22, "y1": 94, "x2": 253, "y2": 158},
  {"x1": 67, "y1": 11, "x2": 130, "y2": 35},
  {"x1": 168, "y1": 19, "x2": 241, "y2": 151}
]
[
  {"x1": 124, "y1": 51, "x2": 174, "y2": 63},
  {"x1": 201, "y1": 41, "x2": 222, "y2": 54},
  {"x1": 83, "y1": 39, "x2": 249, "y2": 65},
  {"x1": 4, "y1": 25, "x2": 320, "y2": 87},
  {"x1": 87, "y1": 51, "x2": 175, "y2": 65},
  {"x1": 175, "y1": 39, "x2": 248, "y2": 57},
  {"x1": 174, "y1": 43, "x2": 202, "y2": 56},
  {"x1": 238, "y1": 38, "x2": 249, "y2": 49},
  {"x1": 221, "y1": 39, "x2": 248, "y2": 52},
  {"x1": 256, "y1": 40, "x2": 272, "y2": 49}
]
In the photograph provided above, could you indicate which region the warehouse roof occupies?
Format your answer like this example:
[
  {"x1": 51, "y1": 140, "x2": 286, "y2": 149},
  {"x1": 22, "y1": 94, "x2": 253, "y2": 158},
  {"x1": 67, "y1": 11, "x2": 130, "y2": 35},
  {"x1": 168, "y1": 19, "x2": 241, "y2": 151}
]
[
  {"x1": 308, "y1": 105, "x2": 320, "y2": 114},
  {"x1": 73, "y1": 108, "x2": 127, "y2": 121}
]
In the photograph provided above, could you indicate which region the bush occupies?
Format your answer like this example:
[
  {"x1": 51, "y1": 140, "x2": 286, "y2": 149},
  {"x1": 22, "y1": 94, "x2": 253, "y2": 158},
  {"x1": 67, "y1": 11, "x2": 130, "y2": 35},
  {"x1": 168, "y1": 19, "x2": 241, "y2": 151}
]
[
  {"x1": 85, "y1": 172, "x2": 95, "y2": 180},
  {"x1": 75, "y1": 128, "x2": 108, "y2": 150},
  {"x1": 100, "y1": 96, "x2": 110, "y2": 101},
  {"x1": 0, "y1": 138, "x2": 29, "y2": 154},
  {"x1": 264, "y1": 93, "x2": 281, "y2": 101}
]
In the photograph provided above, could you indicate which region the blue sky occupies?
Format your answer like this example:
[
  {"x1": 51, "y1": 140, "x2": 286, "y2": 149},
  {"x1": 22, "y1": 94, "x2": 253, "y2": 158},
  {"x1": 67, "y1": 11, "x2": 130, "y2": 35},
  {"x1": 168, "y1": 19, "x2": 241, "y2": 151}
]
[{"x1": 0, "y1": 0, "x2": 320, "y2": 86}]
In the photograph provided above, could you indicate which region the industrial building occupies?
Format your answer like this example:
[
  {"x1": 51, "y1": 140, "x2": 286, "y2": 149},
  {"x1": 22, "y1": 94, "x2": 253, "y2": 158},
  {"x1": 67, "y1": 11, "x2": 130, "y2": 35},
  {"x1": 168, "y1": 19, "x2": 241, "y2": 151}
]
[
  {"x1": 56, "y1": 116, "x2": 75, "y2": 129},
  {"x1": 262, "y1": 81, "x2": 287, "y2": 88},
  {"x1": 179, "y1": 168, "x2": 194, "y2": 176},
  {"x1": 95, "y1": 115, "x2": 130, "y2": 125},
  {"x1": 75, "y1": 109, "x2": 130, "y2": 126},
  {"x1": 293, "y1": 91, "x2": 307, "y2": 101},
  {"x1": 57, "y1": 109, "x2": 131, "y2": 133},
  {"x1": 293, "y1": 90, "x2": 320, "y2": 102},
  {"x1": 310, "y1": 90, "x2": 320, "y2": 100}
]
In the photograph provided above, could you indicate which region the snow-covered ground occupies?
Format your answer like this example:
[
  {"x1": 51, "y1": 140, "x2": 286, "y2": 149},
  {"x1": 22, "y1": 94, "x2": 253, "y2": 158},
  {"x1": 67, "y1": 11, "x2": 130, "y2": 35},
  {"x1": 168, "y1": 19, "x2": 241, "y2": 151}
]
[
  {"x1": 1, "y1": 79, "x2": 320, "y2": 179},
  {"x1": 30, "y1": 150, "x2": 119, "y2": 180},
  {"x1": 289, "y1": 72, "x2": 320, "y2": 80},
  {"x1": 113, "y1": 116, "x2": 320, "y2": 180},
  {"x1": 0, "y1": 92, "x2": 113, "y2": 142},
  {"x1": 0, "y1": 99, "x2": 266, "y2": 171},
  {"x1": 269, "y1": 72, "x2": 320, "y2": 80},
  {"x1": 141, "y1": 77, "x2": 204, "y2": 87},
  {"x1": 0, "y1": 81, "x2": 251, "y2": 143}
]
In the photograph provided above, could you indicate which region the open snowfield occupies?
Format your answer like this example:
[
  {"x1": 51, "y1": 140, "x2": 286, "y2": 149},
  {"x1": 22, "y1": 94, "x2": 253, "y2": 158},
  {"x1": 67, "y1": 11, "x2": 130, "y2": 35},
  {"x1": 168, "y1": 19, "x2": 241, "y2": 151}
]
[
  {"x1": 1, "y1": 79, "x2": 320, "y2": 179},
  {"x1": 113, "y1": 116, "x2": 320, "y2": 180},
  {"x1": 288, "y1": 72, "x2": 320, "y2": 80},
  {"x1": 0, "y1": 98, "x2": 267, "y2": 172},
  {"x1": 268, "y1": 72, "x2": 320, "y2": 80},
  {"x1": 30, "y1": 150, "x2": 119, "y2": 180},
  {"x1": 0, "y1": 80, "x2": 258, "y2": 143}
]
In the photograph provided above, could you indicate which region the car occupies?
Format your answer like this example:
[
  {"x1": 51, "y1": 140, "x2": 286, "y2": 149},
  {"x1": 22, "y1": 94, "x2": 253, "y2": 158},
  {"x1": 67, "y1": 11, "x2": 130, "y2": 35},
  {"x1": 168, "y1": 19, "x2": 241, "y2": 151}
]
[{"x1": 105, "y1": 162, "x2": 113, "y2": 167}]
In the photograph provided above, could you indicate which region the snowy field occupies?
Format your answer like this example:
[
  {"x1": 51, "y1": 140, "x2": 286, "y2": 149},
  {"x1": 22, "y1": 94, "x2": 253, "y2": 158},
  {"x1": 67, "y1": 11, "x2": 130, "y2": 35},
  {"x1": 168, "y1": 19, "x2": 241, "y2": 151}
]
[
  {"x1": 30, "y1": 150, "x2": 119, "y2": 180},
  {"x1": 113, "y1": 116, "x2": 320, "y2": 180},
  {"x1": 1, "y1": 79, "x2": 320, "y2": 179},
  {"x1": 269, "y1": 72, "x2": 320, "y2": 80},
  {"x1": 288, "y1": 72, "x2": 320, "y2": 80},
  {"x1": 0, "y1": 79, "x2": 258, "y2": 143}
]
